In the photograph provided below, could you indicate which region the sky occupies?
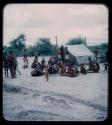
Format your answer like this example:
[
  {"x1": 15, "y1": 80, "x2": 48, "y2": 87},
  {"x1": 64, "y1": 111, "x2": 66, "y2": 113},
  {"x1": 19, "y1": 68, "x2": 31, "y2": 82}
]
[{"x1": 3, "y1": 4, "x2": 108, "y2": 46}]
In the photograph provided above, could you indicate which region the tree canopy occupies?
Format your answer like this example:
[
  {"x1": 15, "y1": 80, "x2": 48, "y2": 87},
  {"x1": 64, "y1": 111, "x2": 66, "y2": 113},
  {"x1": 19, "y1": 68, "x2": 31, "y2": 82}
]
[
  {"x1": 3, "y1": 34, "x2": 108, "y2": 62},
  {"x1": 7, "y1": 34, "x2": 26, "y2": 56},
  {"x1": 66, "y1": 37, "x2": 85, "y2": 45},
  {"x1": 34, "y1": 38, "x2": 55, "y2": 56}
]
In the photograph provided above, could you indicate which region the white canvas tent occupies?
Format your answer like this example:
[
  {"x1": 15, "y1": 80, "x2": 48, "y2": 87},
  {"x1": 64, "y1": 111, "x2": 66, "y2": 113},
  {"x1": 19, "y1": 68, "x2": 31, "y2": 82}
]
[{"x1": 64, "y1": 44, "x2": 95, "y2": 65}]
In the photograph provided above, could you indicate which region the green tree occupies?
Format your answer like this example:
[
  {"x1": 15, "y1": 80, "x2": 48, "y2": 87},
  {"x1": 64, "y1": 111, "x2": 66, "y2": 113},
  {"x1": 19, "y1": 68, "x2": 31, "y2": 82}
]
[
  {"x1": 9, "y1": 34, "x2": 26, "y2": 56},
  {"x1": 27, "y1": 45, "x2": 35, "y2": 56},
  {"x1": 66, "y1": 37, "x2": 85, "y2": 45},
  {"x1": 34, "y1": 38, "x2": 55, "y2": 55}
]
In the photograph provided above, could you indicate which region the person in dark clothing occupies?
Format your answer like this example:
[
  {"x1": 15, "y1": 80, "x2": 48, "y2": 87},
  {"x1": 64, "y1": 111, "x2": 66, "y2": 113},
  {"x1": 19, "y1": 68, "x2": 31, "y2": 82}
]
[
  {"x1": 41, "y1": 58, "x2": 46, "y2": 70},
  {"x1": 31, "y1": 62, "x2": 43, "y2": 76},
  {"x1": 7, "y1": 51, "x2": 16, "y2": 78},
  {"x1": 48, "y1": 65, "x2": 58, "y2": 74},
  {"x1": 88, "y1": 57, "x2": 99, "y2": 73},
  {"x1": 80, "y1": 63, "x2": 87, "y2": 74},
  {"x1": 31, "y1": 59, "x2": 37, "y2": 69},
  {"x1": 31, "y1": 56, "x2": 38, "y2": 69},
  {"x1": 60, "y1": 45, "x2": 65, "y2": 63},
  {"x1": 13, "y1": 54, "x2": 18, "y2": 77},
  {"x1": 104, "y1": 63, "x2": 108, "y2": 72},
  {"x1": 3, "y1": 52, "x2": 9, "y2": 77},
  {"x1": 88, "y1": 57, "x2": 93, "y2": 71},
  {"x1": 67, "y1": 64, "x2": 77, "y2": 77},
  {"x1": 93, "y1": 62, "x2": 99, "y2": 73},
  {"x1": 48, "y1": 57, "x2": 54, "y2": 66},
  {"x1": 41, "y1": 58, "x2": 45, "y2": 64},
  {"x1": 94, "y1": 60, "x2": 100, "y2": 71},
  {"x1": 104, "y1": 51, "x2": 108, "y2": 72}
]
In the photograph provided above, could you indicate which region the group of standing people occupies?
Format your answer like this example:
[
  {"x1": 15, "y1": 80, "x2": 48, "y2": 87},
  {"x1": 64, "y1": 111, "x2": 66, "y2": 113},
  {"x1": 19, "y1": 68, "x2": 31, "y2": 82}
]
[
  {"x1": 57, "y1": 45, "x2": 69, "y2": 65},
  {"x1": 3, "y1": 50, "x2": 21, "y2": 79}
]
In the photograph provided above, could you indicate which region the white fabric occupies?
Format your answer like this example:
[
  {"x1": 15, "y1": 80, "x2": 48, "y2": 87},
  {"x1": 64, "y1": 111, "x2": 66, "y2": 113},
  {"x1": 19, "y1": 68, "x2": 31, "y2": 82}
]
[
  {"x1": 64, "y1": 44, "x2": 94, "y2": 57},
  {"x1": 64, "y1": 44, "x2": 95, "y2": 64}
]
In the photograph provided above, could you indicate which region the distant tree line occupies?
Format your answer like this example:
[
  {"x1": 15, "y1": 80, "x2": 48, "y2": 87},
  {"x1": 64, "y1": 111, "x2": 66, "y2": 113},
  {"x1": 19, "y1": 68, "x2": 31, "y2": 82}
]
[
  {"x1": 3, "y1": 34, "x2": 56, "y2": 56},
  {"x1": 3, "y1": 34, "x2": 108, "y2": 62}
]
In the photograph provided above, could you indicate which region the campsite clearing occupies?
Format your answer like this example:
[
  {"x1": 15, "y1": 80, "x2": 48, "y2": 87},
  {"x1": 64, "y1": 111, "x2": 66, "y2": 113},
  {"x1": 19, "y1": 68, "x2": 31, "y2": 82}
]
[{"x1": 3, "y1": 57, "x2": 108, "y2": 121}]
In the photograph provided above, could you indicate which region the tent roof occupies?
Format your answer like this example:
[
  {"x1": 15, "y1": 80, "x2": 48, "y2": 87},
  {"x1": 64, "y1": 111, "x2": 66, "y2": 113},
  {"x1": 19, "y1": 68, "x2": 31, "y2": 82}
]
[{"x1": 64, "y1": 44, "x2": 94, "y2": 57}]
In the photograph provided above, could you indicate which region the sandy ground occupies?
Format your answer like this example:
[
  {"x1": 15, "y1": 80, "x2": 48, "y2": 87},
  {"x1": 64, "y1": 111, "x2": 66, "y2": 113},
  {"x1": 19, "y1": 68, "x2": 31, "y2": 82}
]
[{"x1": 3, "y1": 57, "x2": 108, "y2": 121}]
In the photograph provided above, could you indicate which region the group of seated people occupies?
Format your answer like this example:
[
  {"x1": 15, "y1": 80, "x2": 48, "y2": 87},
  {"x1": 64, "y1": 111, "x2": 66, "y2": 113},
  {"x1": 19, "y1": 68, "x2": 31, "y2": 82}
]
[
  {"x1": 87, "y1": 57, "x2": 100, "y2": 73},
  {"x1": 57, "y1": 60, "x2": 79, "y2": 77},
  {"x1": 31, "y1": 56, "x2": 46, "y2": 76},
  {"x1": 31, "y1": 56, "x2": 100, "y2": 77}
]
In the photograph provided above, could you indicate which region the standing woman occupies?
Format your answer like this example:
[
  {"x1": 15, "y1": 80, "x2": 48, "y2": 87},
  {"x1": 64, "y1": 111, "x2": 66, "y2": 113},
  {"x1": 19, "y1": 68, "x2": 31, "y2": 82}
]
[{"x1": 23, "y1": 48, "x2": 29, "y2": 68}]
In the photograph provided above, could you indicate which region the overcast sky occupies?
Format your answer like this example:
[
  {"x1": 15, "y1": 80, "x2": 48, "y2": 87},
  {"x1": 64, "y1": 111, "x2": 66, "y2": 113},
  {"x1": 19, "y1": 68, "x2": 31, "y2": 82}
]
[{"x1": 3, "y1": 4, "x2": 108, "y2": 46}]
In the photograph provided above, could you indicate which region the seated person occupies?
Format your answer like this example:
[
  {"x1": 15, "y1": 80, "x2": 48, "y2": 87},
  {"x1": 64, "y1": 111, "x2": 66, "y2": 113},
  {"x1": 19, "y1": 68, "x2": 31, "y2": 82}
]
[
  {"x1": 92, "y1": 62, "x2": 99, "y2": 73},
  {"x1": 31, "y1": 59, "x2": 37, "y2": 69},
  {"x1": 34, "y1": 56, "x2": 38, "y2": 62},
  {"x1": 40, "y1": 62, "x2": 46, "y2": 71},
  {"x1": 80, "y1": 63, "x2": 87, "y2": 74},
  {"x1": 88, "y1": 59, "x2": 99, "y2": 73},
  {"x1": 48, "y1": 57, "x2": 54, "y2": 66},
  {"x1": 59, "y1": 63, "x2": 66, "y2": 75},
  {"x1": 74, "y1": 65, "x2": 79, "y2": 74},
  {"x1": 31, "y1": 62, "x2": 43, "y2": 76},
  {"x1": 48, "y1": 64, "x2": 58, "y2": 74},
  {"x1": 67, "y1": 65, "x2": 77, "y2": 77}
]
